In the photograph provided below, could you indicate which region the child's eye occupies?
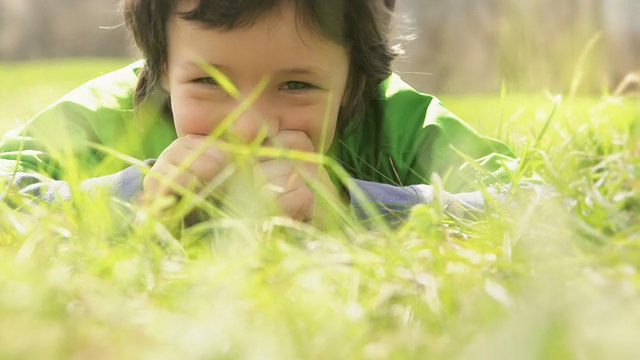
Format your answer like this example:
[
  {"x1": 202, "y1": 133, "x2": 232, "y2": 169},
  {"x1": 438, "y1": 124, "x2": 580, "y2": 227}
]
[
  {"x1": 281, "y1": 81, "x2": 314, "y2": 91},
  {"x1": 193, "y1": 77, "x2": 219, "y2": 86}
]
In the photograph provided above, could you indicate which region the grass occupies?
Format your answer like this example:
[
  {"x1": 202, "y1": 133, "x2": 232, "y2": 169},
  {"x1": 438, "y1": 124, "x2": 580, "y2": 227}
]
[{"x1": 0, "y1": 59, "x2": 639, "y2": 359}]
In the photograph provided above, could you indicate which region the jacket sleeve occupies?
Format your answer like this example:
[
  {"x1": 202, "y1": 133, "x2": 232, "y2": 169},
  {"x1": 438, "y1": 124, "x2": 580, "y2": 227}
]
[
  {"x1": 346, "y1": 99, "x2": 552, "y2": 223},
  {"x1": 0, "y1": 61, "x2": 172, "y2": 205},
  {"x1": 344, "y1": 76, "x2": 551, "y2": 222},
  {"x1": 2, "y1": 161, "x2": 148, "y2": 205},
  {"x1": 0, "y1": 61, "x2": 147, "y2": 177},
  {"x1": 396, "y1": 96, "x2": 518, "y2": 193},
  {"x1": 337, "y1": 75, "x2": 519, "y2": 193},
  {"x1": 348, "y1": 179, "x2": 554, "y2": 224}
]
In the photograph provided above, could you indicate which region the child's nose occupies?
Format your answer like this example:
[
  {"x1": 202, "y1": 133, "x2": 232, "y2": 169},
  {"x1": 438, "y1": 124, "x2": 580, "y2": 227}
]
[{"x1": 226, "y1": 105, "x2": 275, "y2": 144}]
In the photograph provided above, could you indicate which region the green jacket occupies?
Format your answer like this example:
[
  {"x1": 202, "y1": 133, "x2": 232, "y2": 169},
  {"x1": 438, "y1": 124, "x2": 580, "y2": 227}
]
[{"x1": 0, "y1": 61, "x2": 518, "y2": 215}]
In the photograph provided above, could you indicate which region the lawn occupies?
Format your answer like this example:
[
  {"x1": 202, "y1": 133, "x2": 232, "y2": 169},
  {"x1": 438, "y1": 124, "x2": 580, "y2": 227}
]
[{"x1": 0, "y1": 59, "x2": 639, "y2": 359}]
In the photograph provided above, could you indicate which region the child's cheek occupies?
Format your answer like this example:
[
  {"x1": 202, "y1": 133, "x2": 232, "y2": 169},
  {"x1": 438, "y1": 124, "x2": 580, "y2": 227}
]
[{"x1": 171, "y1": 98, "x2": 220, "y2": 137}]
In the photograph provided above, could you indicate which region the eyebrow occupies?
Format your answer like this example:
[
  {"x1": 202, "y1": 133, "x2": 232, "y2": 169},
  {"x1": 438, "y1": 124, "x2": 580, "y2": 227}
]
[
  {"x1": 181, "y1": 61, "x2": 330, "y2": 78},
  {"x1": 276, "y1": 67, "x2": 331, "y2": 78},
  {"x1": 181, "y1": 61, "x2": 231, "y2": 73}
]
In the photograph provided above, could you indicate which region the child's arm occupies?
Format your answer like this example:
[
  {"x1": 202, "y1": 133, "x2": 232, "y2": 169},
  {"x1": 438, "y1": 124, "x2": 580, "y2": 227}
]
[
  {"x1": 1, "y1": 161, "x2": 148, "y2": 204},
  {"x1": 348, "y1": 178, "x2": 554, "y2": 223},
  {"x1": 0, "y1": 61, "x2": 174, "y2": 204},
  {"x1": 337, "y1": 74, "x2": 553, "y2": 222}
]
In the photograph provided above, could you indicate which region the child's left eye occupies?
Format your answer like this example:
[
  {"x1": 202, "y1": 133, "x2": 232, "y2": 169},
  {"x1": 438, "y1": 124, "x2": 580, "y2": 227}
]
[{"x1": 282, "y1": 81, "x2": 314, "y2": 91}]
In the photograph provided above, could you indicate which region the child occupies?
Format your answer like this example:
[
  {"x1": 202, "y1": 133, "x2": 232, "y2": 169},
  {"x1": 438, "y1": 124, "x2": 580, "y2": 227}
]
[{"x1": 0, "y1": 0, "x2": 518, "y2": 224}]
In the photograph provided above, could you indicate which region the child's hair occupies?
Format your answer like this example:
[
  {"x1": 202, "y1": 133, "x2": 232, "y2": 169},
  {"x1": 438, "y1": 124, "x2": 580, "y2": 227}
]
[{"x1": 122, "y1": 0, "x2": 399, "y2": 132}]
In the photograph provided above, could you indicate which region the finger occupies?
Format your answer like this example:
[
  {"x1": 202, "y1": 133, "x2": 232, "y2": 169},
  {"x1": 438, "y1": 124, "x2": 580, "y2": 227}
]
[
  {"x1": 254, "y1": 161, "x2": 315, "y2": 221},
  {"x1": 269, "y1": 165, "x2": 340, "y2": 224},
  {"x1": 261, "y1": 172, "x2": 301, "y2": 196},
  {"x1": 144, "y1": 161, "x2": 204, "y2": 196},
  {"x1": 260, "y1": 130, "x2": 315, "y2": 161},
  {"x1": 275, "y1": 186, "x2": 315, "y2": 222},
  {"x1": 254, "y1": 158, "x2": 316, "y2": 187},
  {"x1": 254, "y1": 159, "x2": 340, "y2": 223},
  {"x1": 161, "y1": 135, "x2": 230, "y2": 185}
]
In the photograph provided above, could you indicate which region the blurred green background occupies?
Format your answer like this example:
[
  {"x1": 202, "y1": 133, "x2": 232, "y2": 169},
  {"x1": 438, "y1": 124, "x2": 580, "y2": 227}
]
[
  {"x1": 1, "y1": 0, "x2": 638, "y2": 135},
  {"x1": 0, "y1": 0, "x2": 638, "y2": 94},
  {"x1": 0, "y1": 58, "x2": 131, "y2": 131}
]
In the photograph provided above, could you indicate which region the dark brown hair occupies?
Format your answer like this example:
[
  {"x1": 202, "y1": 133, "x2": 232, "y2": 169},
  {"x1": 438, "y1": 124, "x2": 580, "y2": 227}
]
[{"x1": 122, "y1": 0, "x2": 398, "y2": 132}]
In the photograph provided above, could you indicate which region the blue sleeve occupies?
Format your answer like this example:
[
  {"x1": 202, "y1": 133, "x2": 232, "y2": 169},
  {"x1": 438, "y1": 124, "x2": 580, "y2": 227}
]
[
  {"x1": 348, "y1": 179, "x2": 554, "y2": 222},
  {"x1": 2, "y1": 161, "x2": 149, "y2": 205}
]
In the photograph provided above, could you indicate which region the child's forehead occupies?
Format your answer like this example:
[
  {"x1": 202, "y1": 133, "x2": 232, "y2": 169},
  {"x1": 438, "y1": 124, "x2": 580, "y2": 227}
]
[
  {"x1": 169, "y1": 8, "x2": 347, "y2": 57},
  {"x1": 172, "y1": 0, "x2": 343, "y2": 43}
]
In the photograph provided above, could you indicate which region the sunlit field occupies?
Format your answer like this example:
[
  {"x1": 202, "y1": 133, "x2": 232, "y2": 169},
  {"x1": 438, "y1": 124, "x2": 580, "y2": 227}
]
[{"x1": 0, "y1": 59, "x2": 639, "y2": 359}]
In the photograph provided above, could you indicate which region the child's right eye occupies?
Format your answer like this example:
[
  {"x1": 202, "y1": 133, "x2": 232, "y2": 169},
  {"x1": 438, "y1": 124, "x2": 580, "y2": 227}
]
[{"x1": 193, "y1": 77, "x2": 219, "y2": 86}]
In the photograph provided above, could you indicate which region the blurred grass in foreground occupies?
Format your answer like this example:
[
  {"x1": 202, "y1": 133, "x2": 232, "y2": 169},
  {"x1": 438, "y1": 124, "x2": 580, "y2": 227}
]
[{"x1": 0, "y1": 60, "x2": 639, "y2": 359}]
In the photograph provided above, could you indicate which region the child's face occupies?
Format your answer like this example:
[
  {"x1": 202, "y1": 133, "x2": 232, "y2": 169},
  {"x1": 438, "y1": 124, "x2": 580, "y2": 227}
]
[{"x1": 163, "y1": 1, "x2": 350, "y2": 153}]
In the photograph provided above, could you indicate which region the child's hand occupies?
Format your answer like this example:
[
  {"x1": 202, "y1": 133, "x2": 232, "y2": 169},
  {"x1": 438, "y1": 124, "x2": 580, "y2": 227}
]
[
  {"x1": 143, "y1": 131, "x2": 342, "y2": 226},
  {"x1": 143, "y1": 134, "x2": 229, "y2": 197},
  {"x1": 255, "y1": 130, "x2": 340, "y2": 224}
]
